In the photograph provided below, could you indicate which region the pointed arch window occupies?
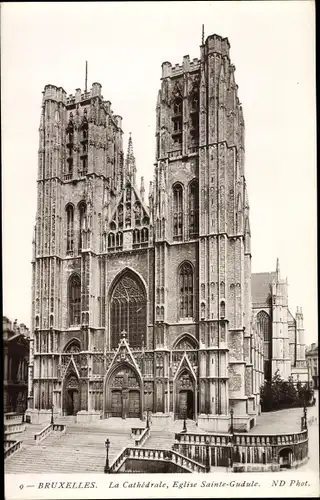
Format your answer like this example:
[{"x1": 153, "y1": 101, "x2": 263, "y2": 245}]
[
  {"x1": 189, "y1": 180, "x2": 199, "y2": 239},
  {"x1": 68, "y1": 274, "x2": 81, "y2": 327},
  {"x1": 66, "y1": 204, "x2": 74, "y2": 254},
  {"x1": 190, "y1": 90, "x2": 199, "y2": 144},
  {"x1": 172, "y1": 96, "x2": 183, "y2": 146},
  {"x1": 257, "y1": 310, "x2": 271, "y2": 364},
  {"x1": 179, "y1": 262, "x2": 194, "y2": 319},
  {"x1": 108, "y1": 232, "x2": 115, "y2": 251},
  {"x1": 110, "y1": 273, "x2": 147, "y2": 348},
  {"x1": 66, "y1": 121, "x2": 74, "y2": 179},
  {"x1": 173, "y1": 183, "x2": 183, "y2": 241},
  {"x1": 79, "y1": 202, "x2": 87, "y2": 250}
]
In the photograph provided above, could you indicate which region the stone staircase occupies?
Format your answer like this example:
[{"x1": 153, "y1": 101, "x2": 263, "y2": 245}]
[
  {"x1": 5, "y1": 423, "x2": 136, "y2": 474},
  {"x1": 143, "y1": 419, "x2": 207, "y2": 450}
]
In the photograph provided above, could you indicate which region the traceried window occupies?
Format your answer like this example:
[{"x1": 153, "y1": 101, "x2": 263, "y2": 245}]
[
  {"x1": 257, "y1": 311, "x2": 271, "y2": 374},
  {"x1": 64, "y1": 338, "x2": 81, "y2": 353},
  {"x1": 257, "y1": 311, "x2": 271, "y2": 343},
  {"x1": 78, "y1": 202, "x2": 86, "y2": 250},
  {"x1": 66, "y1": 120, "x2": 74, "y2": 178},
  {"x1": 110, "y1": 273, "x2": 147, "y2": 348},
  {"x1": 189, "y1": 91, "x2": 199, "y2": 144},
  {"x1": 66, "y1": 204, "x2": 74, "y2": 254},
  {"x1": 68, "y1": 274, "x2": 81, "y2": 327},
  {"x1": 173, "y1": 183, "x2": 183, "y2": 241},
  {"x1": 172, "y1": 96, "x2": 183, "y2": 146},
  {"x1": 188, "y1": 180, "x2": 199, "y2": 239},
  {"x1": 179, "y1": 262, "x2": 194, "y2": 319}
]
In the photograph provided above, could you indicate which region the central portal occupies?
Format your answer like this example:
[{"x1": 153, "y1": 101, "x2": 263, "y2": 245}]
[
  {"x1": 106, "y1": 365, "x2": 142, "y2": 419},
  {"x1": 178, "y1": 390, "x2": 194, "y2": 419}
]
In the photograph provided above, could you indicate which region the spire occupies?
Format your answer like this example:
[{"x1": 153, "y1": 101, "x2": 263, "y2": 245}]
[
  {"x1": 276, "y1": 257, "x2": 280, "y2": 280},
  {"x1": 140, "y1": 176, "x2": 145, "y2": 202},
  {"x1": 85, "y1": 61, "x2": 88, "y2": 93},
  {"x1": 125, "y1": 133, "x2": 136, "y2": 185},
  {"x1": 202, "y1": 24, "x2": 205, "y2": 45}
]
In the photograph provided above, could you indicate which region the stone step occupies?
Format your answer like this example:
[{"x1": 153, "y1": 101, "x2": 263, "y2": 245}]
[{"x1": 5, "y1": 427, "x2": 134, "y2": 474}]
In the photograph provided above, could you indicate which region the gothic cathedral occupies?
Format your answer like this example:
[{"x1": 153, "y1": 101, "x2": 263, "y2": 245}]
[{"x1": 27, "y1": 34, "x2": 265, "y2": 432}]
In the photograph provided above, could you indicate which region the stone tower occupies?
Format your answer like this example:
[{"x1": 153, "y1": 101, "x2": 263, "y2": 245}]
[
  {"x1": 271, "y1": 259, "x2": 291, "y2": 379},
  {"x1": 27, "y1": 34, "x2": 260, "y2": 433},
  {"x1": 154, "y1": 33, "x2": 258, "y2": 430},
  {"x1": 28, "y1": 83, "x2": 124, "y2": 418}
]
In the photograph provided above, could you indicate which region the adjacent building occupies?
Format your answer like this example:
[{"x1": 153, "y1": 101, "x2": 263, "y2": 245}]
[
  {"x1": 306, "y1": 344, "x2": 318, "y2": 389},
  {"x1": 3, "y1": 317, "x2": 30, "y2": 414},
  {"x1": 252, "y1": 260, "x2": 308, "y2": 383}
]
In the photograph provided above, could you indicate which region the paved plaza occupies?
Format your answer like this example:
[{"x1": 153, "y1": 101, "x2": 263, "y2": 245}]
[{"x1": 250, "y1": 392, "x2": 319, "y2": 473}]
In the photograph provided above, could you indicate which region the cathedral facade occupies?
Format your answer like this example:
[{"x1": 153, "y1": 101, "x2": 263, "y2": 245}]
[{"x1": 27, "y1": 34, "x2": 264, "y2": 432}]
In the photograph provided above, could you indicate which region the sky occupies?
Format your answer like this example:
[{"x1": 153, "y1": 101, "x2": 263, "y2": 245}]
[{"x1": 2, "y1": 1, "x2": 317, "y2": 344}]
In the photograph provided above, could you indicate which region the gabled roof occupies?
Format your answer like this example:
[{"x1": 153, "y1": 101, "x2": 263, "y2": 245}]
[
  {"x1": 251, "y1": 272, "x2": 276, "y2": 307},
  {"x1": 287, "y1": 309, "x2": 296, "y2": 324}
]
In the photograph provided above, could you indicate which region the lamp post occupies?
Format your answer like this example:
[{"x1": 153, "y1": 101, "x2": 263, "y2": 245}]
[
  {"x1": 51, "y1": 404, "x2": 54, "y2": 425},
  {"x1": 303, "y1": 397, "x2": 308, "y2": 430},
  {"x1": 205, "y1": 442, "x2": 210, "y2": 473},
  {"x1": 104, "y1": 438, "x2": 110, "y2": 473},
  {"x1": 230, "y1": 408, "x2": 234, "y2": 435},
  {"x1": 146, "y1": 409, "x2": 150, "y2": 429},
  {"x1": 183, "y1": 409, "x2": 187, "y2": 433}
]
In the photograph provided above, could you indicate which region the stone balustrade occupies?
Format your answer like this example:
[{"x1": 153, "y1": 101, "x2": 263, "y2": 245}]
[
  {"x1": 176, "y1": 432, "x2": 232, "y2": 446},
  {"x1": 109, "y1": 446, "x2": 206, "y2": 473},
  {"x1": 168, "y1": 149, "x2": 182, "y2": 159},
  {"x1": 4, "y1": 413, "x2": 23, "y2": 422},
  {"x1": 173, "y1": 429, "x2": 309, "y2": 470},
  {"x1": 134, "y1": 427, "x2": 150, "y2": 447},
  {"x1": 34, "y1": 423, "x2": 52, "y2": 444},
  {"x1": 4, "y1": 422, "x2": 25, "y2": 436},
  {"x1": 4, "y1": 440, "x2": 22, "y2": 460},
  {"x1": 34, "y1": 422, "x2": 66, "y2": 444},
  {"x1": 131, "y1": 427, "x2": 144, "y2": 437},
  {"x1": 52, "y1": 424, "x2": 66, "y2": 433}
]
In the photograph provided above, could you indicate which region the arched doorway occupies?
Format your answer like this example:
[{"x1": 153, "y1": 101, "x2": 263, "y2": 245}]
[
  {"x1": 175, "y1": 370, "x2": 195, "y2": 420},
  {"x1": 278, "y1": 448, "x2": 293, "y2": 469},
  {"x1": 63, "y1": 373, "x2": 80, "y2": 416},
  {"x1": 105, "y1": 364, "x2": 142, "y2": 419}
]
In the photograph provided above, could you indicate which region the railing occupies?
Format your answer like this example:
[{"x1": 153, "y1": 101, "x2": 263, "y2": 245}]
[
  {"x1": 52, "y1": 424, "x2": 66, "y2": 433},
  {"x1": 4, "y1": 440, "x2": 22, "y2": 460},
  {"x1": 168, "y1": 149, "x2": 182, "y2": 159},
  {"x1": 34, "y1": 423, "x2": 52, "y2": 444},
  {"x1": 131, "y1": 427, "x2": 145, "y2": 438},
  {"x1": 135, "y1": 427, "x2": 150, "y2": 447},
  {"x1": 64, "y1": 174, "x2": 72, "y2": 181},
  {"x1": 4, "y1": 413, "x2": 23, "y2": 422},
  {"x1": 176, "y1": 432, "x2": 232, "y2": 446},
  {"x1": 176, "y1": 430, "x2": 308, "y2": 447},
  {"x1": 234, "y1": 430, "x2": 308, "y2": 447},
  {"x1": 4, "y1": 422, "x2": 25, "y2": 435},
  {"x1": 109, "y1": 447, "x2": 207, "y2": 473}
]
